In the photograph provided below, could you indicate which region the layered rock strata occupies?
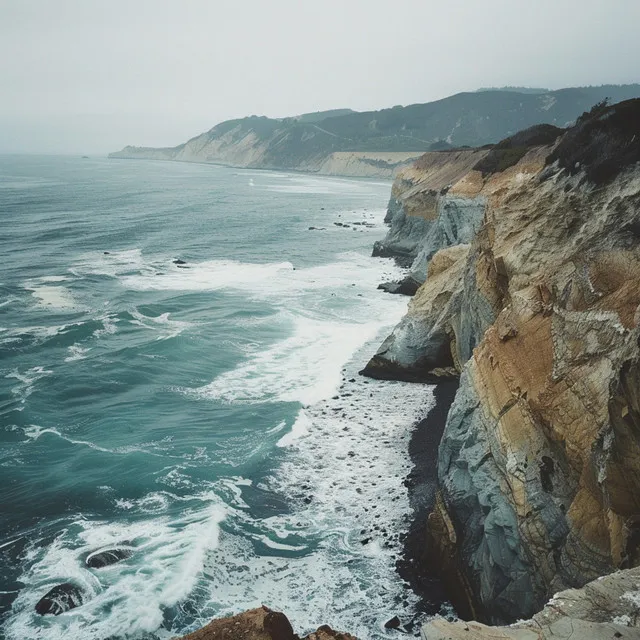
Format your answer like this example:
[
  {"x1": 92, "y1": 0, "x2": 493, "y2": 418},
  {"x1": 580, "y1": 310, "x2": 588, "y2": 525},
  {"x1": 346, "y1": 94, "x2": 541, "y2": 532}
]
[
  {"x1": 421, "y1": 566, "x2": 640, "y2": 639},
  {"x1": 372, "y1": 150, "x2": 488, "y2": 272},
  {"x1": 366, "y1": 99, "x2": 640, "y2": 624}
]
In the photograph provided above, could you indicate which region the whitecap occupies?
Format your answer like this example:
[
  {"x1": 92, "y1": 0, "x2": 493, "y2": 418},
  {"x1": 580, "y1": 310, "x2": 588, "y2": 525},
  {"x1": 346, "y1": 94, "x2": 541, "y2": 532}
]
[
  {"x1": 6, "y1": 366, "x2": 52, "y2": 403},
  {"x1": 26, "y1": 284, "x2": 76, "y2": 310},
  {"x1": 191, "y1": 310, "x2": 402, "y2": 406},
  {"x1": 4, "y1": 501, "x2": 225, "y2": 640},
  {"x1": 129, "y1": 309, "x2": 192, "y2": 341},
  {"x1": 71, "y1": 248, "x2": 152, "y2": 279},
  {"x1": 276, "y1": 410, "x2": 311, "y2": 447},
  {"x1": 64, "y1": 344, "x2": 90, "y2": 362}
]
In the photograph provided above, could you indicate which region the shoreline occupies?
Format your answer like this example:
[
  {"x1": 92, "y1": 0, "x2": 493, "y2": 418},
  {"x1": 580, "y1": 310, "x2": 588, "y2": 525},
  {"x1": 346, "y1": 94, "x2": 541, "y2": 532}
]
[
  {"x1": 106, "y1": 154, "x2": 411, "y2": 181},
  {"x1": 396, "y1": 380, "x2": 459, "y2": 629}
]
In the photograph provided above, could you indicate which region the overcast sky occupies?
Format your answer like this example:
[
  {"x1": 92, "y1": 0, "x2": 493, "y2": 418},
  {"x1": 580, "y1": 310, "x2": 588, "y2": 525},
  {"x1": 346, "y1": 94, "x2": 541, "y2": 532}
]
[{"x1": 1, "y1": 0, "x2": 638, "y2": 154}]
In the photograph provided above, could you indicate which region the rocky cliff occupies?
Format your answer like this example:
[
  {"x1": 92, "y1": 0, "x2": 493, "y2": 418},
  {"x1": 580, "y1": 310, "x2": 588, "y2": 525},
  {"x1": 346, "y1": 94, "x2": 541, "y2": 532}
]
[
  {"x1": 110, "y1": 85, "x2": 640, "y2": 177},
  {"x1": 365, "y1": 98, "x2": 640, "y2": 625},
  {"x1": 421, "y1": 566, "x2": 640, "y2": 639}
]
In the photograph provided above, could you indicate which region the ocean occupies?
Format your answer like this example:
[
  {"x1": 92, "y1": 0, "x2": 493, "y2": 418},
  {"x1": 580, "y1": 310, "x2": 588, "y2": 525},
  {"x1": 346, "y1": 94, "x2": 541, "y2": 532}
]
[{"x1": 0, "y1": 156, "x2": 435, "y2": 639}]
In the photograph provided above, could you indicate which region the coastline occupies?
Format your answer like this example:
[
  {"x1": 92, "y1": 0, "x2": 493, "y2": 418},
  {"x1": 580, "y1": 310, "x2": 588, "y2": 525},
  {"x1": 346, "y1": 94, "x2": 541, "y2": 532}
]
[
  {"x1": 107, "y1": 152, "x2": 422, "y2": 180},
  {"x1": 395, "y1": 381, "x2": 459, "y2": 629}
]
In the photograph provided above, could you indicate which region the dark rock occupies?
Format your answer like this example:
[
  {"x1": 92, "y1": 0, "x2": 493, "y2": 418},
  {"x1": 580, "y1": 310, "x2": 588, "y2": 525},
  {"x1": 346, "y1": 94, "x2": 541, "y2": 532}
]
[
  {"x1": 35, "y1": 583, "x2": 84, "y2": 616},
  {"x1": 384, "y1": 616, "x2": 402, "y2": 629},
  {"x1": 86, "y1": 547, "x2": 134, "y2": 569},
  {"x1": 377, "y1": 276, "x2": 421, "y2": 296},
  {"x1": 397, "y1": 381, "x2": 460, "y2": 619},
  {"x1": 371, "y1": 241, "x2": 415, "y2": 267}
]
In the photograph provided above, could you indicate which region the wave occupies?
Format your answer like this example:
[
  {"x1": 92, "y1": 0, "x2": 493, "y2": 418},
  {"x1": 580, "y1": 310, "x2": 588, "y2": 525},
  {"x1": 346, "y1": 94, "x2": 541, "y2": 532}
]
[
  {"x1": 4, "y1": 499, "x2": 225, "y2": 640},
  {"x1": 193, "y1": 354, "x2": 435, "y2": 638},
  {"x1": 193, "y1": 314, "x2": 384, "y2": 405},
  {"x1": 5, "y1": 366, "x2": 52, "y2": 405},
  {"x1": 64, "y1": 344, "x2": 90, "y2": 362},
  {"x1": 21, "y1": 424, "x2": 168, "y2": 458},
  {"x1": 129, "y1": 309, "x2": 193, "y2": 341},
  {"x1": 70, "y1": 248, "x2": 152, "y2": 279}
]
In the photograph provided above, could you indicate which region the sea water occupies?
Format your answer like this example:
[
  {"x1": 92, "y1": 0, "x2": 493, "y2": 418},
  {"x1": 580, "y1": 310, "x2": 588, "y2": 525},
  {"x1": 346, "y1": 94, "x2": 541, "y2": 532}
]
[{"x1": 0, "y1": 156, "x2": 434, "y2": 639}]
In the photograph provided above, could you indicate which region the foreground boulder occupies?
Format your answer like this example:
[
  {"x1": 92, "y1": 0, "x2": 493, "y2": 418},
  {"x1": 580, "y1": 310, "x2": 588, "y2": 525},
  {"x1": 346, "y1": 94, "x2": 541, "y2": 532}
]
[
  {"x1": 177, "y1": 606, "x2": 356, "y2": 640},
  {"x1": 368, "y1": 98, "x2": 640, "y2": 623},
  {"x1": 34, "y1": 582, "x2": 84, "y2": 616},
  {"x1": 421, "y1": 566, "x2": 640, "y2": 639}
]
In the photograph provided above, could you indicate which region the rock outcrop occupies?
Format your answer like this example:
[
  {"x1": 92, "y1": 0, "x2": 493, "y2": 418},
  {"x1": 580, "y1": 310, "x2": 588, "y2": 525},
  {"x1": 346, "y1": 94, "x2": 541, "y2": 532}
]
[
  {"x1": 421, "y1": 566, "x2": 640, "y2": 639},
  {"x1": 366, "y1": 98, "x2": 640, "y2": 624},
  {"x1": 372, "y1": 149, "x2": 488, "y2": 271},
  {"x1": 176, "y1": 606, "x2": 356, "y2": 640}
]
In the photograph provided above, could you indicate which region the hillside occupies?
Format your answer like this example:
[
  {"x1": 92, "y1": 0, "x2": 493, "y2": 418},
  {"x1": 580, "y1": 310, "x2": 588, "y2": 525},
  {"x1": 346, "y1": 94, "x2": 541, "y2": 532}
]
[{"x1": 109, "y1": 85, "x2": 640, "y2": 177}]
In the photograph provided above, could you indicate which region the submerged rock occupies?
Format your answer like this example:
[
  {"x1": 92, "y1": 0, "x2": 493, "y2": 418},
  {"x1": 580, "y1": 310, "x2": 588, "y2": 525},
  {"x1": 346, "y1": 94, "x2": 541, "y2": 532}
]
[
  {"x1": 86, "y1": 547, "x2": 134, "y2": 569},
  {"x1": 35, "y1": 583, "x2": 84, "y2": 616}
]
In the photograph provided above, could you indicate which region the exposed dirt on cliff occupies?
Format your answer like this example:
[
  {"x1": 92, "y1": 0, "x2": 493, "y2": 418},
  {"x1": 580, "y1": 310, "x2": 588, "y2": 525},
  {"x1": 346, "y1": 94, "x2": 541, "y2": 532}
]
[{"x1": 369, "y1": 98, "x2": 640, "y2": 626}]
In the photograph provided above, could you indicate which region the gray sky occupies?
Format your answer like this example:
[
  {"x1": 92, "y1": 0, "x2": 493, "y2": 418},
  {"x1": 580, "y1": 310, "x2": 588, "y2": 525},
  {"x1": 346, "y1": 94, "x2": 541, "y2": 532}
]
[{"x1": 1, "y1": 0, "x2": 638, "y2": 154}]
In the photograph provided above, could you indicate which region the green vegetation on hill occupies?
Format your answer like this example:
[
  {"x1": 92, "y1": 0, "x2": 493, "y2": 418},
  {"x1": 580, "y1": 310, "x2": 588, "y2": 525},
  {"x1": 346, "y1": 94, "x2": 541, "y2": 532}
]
[{"x1": 111, "y1": 84, "x2": 640, "y2": 171}]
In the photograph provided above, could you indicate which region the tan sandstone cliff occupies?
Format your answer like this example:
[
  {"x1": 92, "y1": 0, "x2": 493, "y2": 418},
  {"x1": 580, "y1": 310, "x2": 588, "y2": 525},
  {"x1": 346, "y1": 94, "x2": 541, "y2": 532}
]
[{"x1": 366, "y1": 99, "x2": 640, "y2": 625}]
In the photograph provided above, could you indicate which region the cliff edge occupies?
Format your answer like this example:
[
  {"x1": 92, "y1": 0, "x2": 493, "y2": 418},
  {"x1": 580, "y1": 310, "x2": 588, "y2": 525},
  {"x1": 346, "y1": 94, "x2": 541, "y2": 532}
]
[{"x1": 366, "y1": 98, "x2": 640, "y2": 624}]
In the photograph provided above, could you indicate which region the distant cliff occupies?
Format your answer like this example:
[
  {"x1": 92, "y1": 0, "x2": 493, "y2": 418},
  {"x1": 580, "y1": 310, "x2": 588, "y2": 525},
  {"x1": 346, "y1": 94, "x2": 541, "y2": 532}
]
[
  {"x1": 109, "y1": 85, "x2": 640, "y2": 178},
  {"x1": 365, "y1": 98, "x2": 640, "y2": 625}
]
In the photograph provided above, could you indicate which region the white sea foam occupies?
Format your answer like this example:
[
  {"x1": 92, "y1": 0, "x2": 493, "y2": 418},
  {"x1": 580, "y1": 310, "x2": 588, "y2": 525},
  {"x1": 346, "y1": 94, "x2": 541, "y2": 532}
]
[
  {"x1": 193, "y1": 353, "x2": 435, "y2": 638},
  {"x1": 71, "y1": 248, "x2": 152, "y2": 279},
  {"x1": 21, "y1": 424, "x2": 167, "y2": 457},
  {"x1": 160, "y1": 252, "x2": 409, "y2": 406},
  {"x1": 276, "y1": 411, "x2": 311, "y2": 447},
  {"x1": 93, "y1": 314, "x2": 119, "y2": 338},
  {"x1": 0, "y1": 323, "x2": 74, "y2": 347},
  {"x1": 119, "y1": 251, "x2": 403, "y2": 303},
  {"x1": 194, "y1": 314, "x2": 385, "y2": 405},
  {"x1": 4, "y1": 500, "x2": 225, "y2": 640},
  {"x1": 121, "y1": 258, "x2": 294, "y2": 293},
  {"x1": 6, "y1": 366, "x2": 52, "y2": 404},
  {"x1": 26, "y1": 285, "x2": 76, "y2": 310},
  {"x1": 65, "y1": 344, "x2": 90, "y2": 362},
  {"x1": 130, "y1": 309, "x2": 193, "y2": 341}
]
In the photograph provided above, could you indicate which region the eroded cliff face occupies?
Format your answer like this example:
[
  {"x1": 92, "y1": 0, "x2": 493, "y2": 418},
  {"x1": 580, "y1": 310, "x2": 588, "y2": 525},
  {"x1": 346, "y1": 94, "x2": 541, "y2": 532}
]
[
  {"x1": 421, "y1": 566, "x2": 640, "y2": 639},
  {"x1": 372, "y1": 150, "x2": 488, "y2": 271},
  {"x1": 367, "y1": 99, "x2": 640, "y2": 624}
]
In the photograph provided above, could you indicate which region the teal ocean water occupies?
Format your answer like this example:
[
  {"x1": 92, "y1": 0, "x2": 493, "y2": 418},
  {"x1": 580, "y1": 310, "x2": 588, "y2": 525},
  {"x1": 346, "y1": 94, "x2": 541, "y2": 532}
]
[{"x1": 0, "y1": 156, "x2": 434, "y2": 639}]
